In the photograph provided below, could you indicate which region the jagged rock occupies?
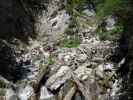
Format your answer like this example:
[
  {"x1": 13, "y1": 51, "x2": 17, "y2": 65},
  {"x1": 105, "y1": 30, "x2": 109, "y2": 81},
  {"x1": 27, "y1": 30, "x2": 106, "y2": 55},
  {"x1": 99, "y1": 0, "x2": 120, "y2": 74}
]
[
  {"x1": 72, "y1": 74, "x2": 93, "y2": 100},
  {"x1": 57, "y1": 80, "x2": 75, "y2": 100},
  {"x1": 46, "y1": 66, "x2": 71, "y2": 91},
  {"x1": 74, "y1": 66, "x2": 92, "y2": 81}
]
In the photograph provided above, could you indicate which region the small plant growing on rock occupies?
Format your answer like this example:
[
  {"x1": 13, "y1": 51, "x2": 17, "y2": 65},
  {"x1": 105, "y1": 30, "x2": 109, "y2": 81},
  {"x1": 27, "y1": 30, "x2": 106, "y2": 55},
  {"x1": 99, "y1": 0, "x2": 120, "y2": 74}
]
[{"x1": 61, "y1": 37, "x2": 80, "y2": 48}]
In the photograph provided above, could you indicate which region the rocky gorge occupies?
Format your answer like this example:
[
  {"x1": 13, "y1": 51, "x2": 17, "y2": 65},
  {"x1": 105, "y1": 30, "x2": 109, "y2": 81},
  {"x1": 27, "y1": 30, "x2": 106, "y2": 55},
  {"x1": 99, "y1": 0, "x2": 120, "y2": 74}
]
[{"x1": 0, "y1": 0, "x2": 131, "y2": 100}]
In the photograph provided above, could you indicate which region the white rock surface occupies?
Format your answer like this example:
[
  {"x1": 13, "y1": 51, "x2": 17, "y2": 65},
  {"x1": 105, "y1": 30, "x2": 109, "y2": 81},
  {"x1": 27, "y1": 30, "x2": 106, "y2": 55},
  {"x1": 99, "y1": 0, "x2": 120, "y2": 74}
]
[{"x1": 46, "y1": 66, "x2": 71, "y2": 90}]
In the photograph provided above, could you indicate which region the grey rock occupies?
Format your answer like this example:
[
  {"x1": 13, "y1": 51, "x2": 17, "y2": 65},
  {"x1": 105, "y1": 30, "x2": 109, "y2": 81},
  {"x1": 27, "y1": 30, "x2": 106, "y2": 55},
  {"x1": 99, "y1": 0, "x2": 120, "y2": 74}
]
[
  {"x1": 17, "y1": 85, "x2": 33, "y2": 100},
  {"x1": 105, "y1": 16, "x2": 116, "y2": 31},
  {"x1": 92, "y1": 57, "x2": 104, "y2": 63},
  {"x1": 95, "y1": 64, "x2": 104, "y2": 79},
  {"x1": 46, "y1": 66, "x2": 71, "y2": 91},
  {"x1": 76, "y1": 54, "x2": 87, "y2": 63}
]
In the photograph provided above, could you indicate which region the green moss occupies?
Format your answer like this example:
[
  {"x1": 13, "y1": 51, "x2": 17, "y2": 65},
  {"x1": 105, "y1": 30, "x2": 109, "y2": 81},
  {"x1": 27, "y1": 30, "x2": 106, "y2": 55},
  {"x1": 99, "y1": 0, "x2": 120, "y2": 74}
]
[
  {"x1": 61, "y1": 37, "x2": 80, "y2": 48},
  {"x1": 48, "y1": 56, "x2": 55, "y2": 65},
  {"x1": 97, "y1": 25, "x2": 123, "y2": 41}
]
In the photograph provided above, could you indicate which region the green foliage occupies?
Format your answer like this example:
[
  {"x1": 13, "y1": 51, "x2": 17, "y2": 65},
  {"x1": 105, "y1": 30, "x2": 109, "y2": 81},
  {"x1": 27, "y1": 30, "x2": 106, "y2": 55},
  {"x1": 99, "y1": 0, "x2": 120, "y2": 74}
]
[
  {"x1": 93, "y1": 0, "x2": 128, "y2": 18},
  {"x1": 66, "y1": 0, "x2": 87, "y2": 15},
  {"x1": 92, "y1": 0, "x2": 130, "y2": 41},
  {"x1": 97, "y1": 25, "x2": 123, "y2": 41},
  {"x1": 61, "y1": 37, "x2": 80, "y2": 48},
  {"x1": 48, "y1": 56, "x2": 55, "y2": 65}
]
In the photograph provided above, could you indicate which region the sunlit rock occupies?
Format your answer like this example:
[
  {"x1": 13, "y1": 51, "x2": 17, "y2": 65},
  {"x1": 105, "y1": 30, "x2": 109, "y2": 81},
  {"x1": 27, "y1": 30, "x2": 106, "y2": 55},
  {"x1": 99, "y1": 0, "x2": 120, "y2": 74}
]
[{"x1": 40, "y1": 86, "x2": 54, "y2": 100}]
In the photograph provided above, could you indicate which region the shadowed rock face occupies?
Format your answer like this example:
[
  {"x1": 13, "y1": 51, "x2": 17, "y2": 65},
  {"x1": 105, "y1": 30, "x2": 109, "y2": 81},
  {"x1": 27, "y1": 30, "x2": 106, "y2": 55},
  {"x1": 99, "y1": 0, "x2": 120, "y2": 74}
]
[
  {"x1": 0, "y1": 40, "x2": 17, "y2": 81},
  {"x1": 0, "y1": 0, "x2": 52, "y2": 81},
  {"x1": 0, "y1": 0, "x2": 38, "y2": 81},
  {"x1": 0, "y1": 40, "x2": 30, "y2": 81},
  {"x1": 117, "y1": 14, "x2": 133, "y2": 100},
  {"x1": 0, "y1": 0, "x2": 35, "y2": 42}
]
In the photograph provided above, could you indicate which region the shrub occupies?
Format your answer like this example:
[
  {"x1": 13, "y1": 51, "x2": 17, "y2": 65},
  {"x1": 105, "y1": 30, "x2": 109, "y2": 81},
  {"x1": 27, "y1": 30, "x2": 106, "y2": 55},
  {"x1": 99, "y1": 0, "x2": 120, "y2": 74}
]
[{"x1": 92, "y1": 0, "x2": 129, "y2": 19}]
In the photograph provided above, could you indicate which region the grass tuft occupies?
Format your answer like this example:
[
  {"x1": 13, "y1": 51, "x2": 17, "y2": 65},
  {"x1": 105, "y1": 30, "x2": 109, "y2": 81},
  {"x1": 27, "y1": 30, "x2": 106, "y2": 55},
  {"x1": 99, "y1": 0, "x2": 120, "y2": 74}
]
[{"x1": 61, "y1": 37, "x2": 80, "y2": 48}]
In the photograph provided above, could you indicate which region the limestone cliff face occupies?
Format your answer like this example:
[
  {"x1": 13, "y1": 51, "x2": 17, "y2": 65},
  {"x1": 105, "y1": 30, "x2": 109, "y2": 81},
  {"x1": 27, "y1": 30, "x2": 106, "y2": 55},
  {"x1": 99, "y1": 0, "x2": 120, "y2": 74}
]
[{"x1": 34, "y1": 0, "x2": 70, "y2": 43}]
